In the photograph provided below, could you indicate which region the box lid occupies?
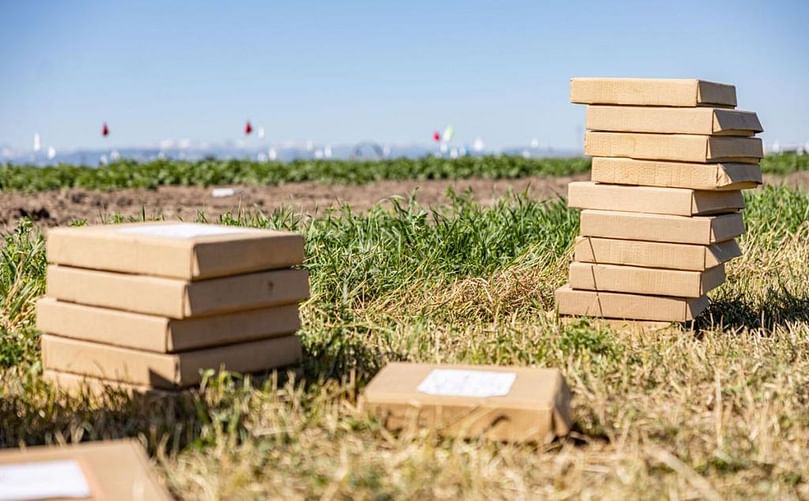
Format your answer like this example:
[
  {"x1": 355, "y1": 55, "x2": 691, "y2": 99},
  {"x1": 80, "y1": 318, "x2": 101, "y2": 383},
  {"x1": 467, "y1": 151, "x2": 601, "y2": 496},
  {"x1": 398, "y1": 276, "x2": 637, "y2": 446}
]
[
  {"x1": 570, "y1": 78, "x2": 736, "y2": 107},
  {"x1": 568, "y1": 181, "x2": 744, "y2": 216},
  {"x1": 586, "y1": 106, "x2": 762, "y2": 136},
  {"x1": 568, "y1": 262, "x2": 725, "y2": 298},
  {"x1": 0, "y1": 439, "x2": 171, "y2": 501},
  {"x1": 579, "y1": 209, "x2": 744, "y2": 245},
  {"x1": 47, "y1": 222, "x2": 304, "y2": 280},
  {"x1": 585, "y1": 132, "x2": 763, "y2": 163},
  {"x1": 590, "y1": 157, "x2": 762, "y2": 191},
  {"x1": 574, "y1": 237, "x2": 741, "y2": 271},
  {"x1": 556, "y1": 284, "x2": 708, "y2": 322}
]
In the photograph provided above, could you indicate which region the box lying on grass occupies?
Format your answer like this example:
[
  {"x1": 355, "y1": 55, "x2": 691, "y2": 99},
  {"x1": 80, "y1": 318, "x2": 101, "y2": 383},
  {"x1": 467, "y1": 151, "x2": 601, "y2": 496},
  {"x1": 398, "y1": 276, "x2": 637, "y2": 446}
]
[
  {"x1": 0, "y1": 439, "x2": 171, "y2": 501},
  {"x1": 361, "y1": 362, "x2": 572, "y2": 443},
  {"x1": 39, "y1": 222, "x2": 309, "y2": 394},
  {"x1": 560, "y1": 77, "x2": 763, "y2": 322}
]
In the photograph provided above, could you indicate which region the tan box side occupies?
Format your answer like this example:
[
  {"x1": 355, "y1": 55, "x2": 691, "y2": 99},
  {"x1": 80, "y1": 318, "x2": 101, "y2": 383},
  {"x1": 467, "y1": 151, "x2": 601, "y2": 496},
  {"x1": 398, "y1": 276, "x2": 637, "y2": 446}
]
[
  {"x1": 579, "y1": 210, "x2": 744, "y2": 245},
  {"x1": 41, "y1": 334, "x2": 303, "y2": 389},
  {"x1": 585, "y1": 132, "x2": 762, "y2": 164},
  {"x1": 570, "y1": 78, "x2": 736, "y2": 107},
  {"x1": 568, "y1": 181, "x2": 743, "y2": 216},
  {"x1": 573, "y1": 237, "x2": 741, "y2": 271},
  {"x1": 590, "y1": 157, "x2": 762, "y2": 191},
  {"x1": 46, "y1": 222, "x2": 304, "y2": 280},
  {"x1": 0, "y1": 439, "x2": 172, "y2": 501},
  {"x1": 555, "y1": 284, "x2": 709, "y2": 322},
  {"x1": 361, "y1": 362, "x2": 571, "y2": 443},
  {"x1": 44, "y1": 369, "x2": 179, "y2": 397},
  {"x1": 586, "y1": 106, "x2": 761, "y2": 136},
  {"x1": 568, "y1": 262, "x2": 725, "y2": 297},
  {"x1": 46, "y1": 265, "x2": 309, "y2": 318},
  {"x1": 36, "y1": 298, "x2": 300, "y2": 352}
]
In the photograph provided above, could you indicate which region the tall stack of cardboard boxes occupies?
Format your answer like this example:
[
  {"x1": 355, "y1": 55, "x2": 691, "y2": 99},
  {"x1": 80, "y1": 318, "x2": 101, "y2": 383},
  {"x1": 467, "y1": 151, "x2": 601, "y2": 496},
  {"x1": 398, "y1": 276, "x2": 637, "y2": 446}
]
[
  {"x1": 557, "y1": 78, "x2": 763, "y2": 323},
  {"x1": 37, "y1": 222, "x2": 309, "y2": 393}
]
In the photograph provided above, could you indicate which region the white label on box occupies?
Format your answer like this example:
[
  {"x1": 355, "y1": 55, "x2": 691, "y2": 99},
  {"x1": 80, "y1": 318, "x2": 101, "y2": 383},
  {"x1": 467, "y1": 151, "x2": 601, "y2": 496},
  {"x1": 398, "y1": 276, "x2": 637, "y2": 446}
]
[
  {"x1": 116, "y1": 223, "x2": 250, "y2": 239},
  {"x1": 416, "y1": 369, "x2": 516, "y2": 398},
  {"x1": 0, "y1": 459, "x2": 91, "y2": 500}
]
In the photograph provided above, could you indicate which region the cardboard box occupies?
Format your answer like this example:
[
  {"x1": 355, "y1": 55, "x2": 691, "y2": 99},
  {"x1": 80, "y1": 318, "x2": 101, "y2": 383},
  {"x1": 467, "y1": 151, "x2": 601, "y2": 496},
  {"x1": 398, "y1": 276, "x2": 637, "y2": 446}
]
[
  {"x1": 585, "y1": 131, "x2": 762, "y2": 163},
  {"x1": 556, "y1": 284, "x2": 708, "y2": 322},
  {"x1": 590, "y1": 157, "x2": 762, "y2": 191},
  {"x1": 568, "y1": 181, "x2": 744, "y2": 216},
  {"x1": 47, "y1": 222, "x2": 304, "y2": 280},
  {"x1": 361, "y1": 362, "x2": 571, "y2": 443},
  {"x1": 46, "y1": 265, "x2": 309, "y2": 318},
  {"x1": 41, "y1": 334, "x2": 303, "y2": 389},
  {"x1": 568, "y1": 262, "x2": 725, "y2": 297},
  {"x1": 586, "y1": 106, "x2": 762, "y2": 136},
  {"x1": 579, "y1": 209, "x2": 744, "y2": 245},
  {"x1": 0, "y1": 439, "x2": 171, "y2": 501},
  {"x1": 36, "y1": 297, "x2": 300, "y2": 353},
  {"x1": 574, "y1": 237, "x2": 741, "y2": 271},
  {"x1": 570, "y1": 78, "x2": 737, "y2": 107},
  {"x1": 44, "y1": 369, "x2": 178, "y2": 397}
]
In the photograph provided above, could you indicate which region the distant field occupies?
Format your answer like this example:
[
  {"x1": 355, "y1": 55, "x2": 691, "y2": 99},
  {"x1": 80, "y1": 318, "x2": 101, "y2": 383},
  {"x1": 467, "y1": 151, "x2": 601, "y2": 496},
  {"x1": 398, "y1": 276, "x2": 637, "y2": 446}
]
[
  {"x1": 1, "y1": 185, "x2": 808, "y2": 499},
  {"x1": 1, "y1": 152, "x2": 807, "y2": 192}
]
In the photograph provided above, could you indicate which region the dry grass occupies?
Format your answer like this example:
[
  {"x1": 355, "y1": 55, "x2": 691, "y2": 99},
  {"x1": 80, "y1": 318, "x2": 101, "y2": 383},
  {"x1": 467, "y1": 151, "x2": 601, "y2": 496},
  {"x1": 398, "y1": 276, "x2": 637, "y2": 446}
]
[{"x1": 0, "y1": 186, "x2": 808, "y2": 499}]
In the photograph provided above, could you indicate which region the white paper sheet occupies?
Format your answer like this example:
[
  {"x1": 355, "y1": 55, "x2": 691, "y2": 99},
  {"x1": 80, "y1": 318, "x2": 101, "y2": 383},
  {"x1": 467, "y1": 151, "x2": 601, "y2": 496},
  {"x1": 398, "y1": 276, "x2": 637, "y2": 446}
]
[
  {"x1": 416, "y1": 369, "x2": 517, "y2": 398},
  {"x1": 115, "y1": 223, "x2": 249, "y2": 239},
  {"x1": 0, "y1": 459, "x2": 91, "y2": 500}
]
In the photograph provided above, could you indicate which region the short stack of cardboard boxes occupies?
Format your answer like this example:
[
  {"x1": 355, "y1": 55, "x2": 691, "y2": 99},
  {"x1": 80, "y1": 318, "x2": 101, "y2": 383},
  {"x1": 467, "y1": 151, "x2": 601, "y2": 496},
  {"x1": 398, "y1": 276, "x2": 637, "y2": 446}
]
[
  {"x1": 37, "y1": 222, "x2": 309, "y2": 393},
  {"x1": 557, "y1": 78, "x2": 763, "y2": 323}
]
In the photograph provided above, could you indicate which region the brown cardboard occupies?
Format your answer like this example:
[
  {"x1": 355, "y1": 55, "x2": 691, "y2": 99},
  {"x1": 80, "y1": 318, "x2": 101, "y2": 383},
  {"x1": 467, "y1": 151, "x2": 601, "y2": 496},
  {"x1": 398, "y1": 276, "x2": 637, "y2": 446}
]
[
  {"x1": 44, "y1": 369, "x2": 179, "y2": 397},
  {"x1": 36, "y1": 297, "x2": 300, "y2": 353},
  {"x1": 555, "y1": 284, "x2": 708, "y2": 322},
  {"x1": 579, "y1": 209, "x2": 744, "y2": 244},
  {"x1": 568, "y1": 181, "x2": 744, "y2": 216},
  {"x1": 41, "y1": 334, "x2": 303, "y2": 389},
  {"x1": 590, "y1": 157, "x2": 762, "y2": 191},
  {"x1": 0, "y1": 439, "x2": 171, "y2": 501},
  {"x1": 586, "y1": 106, "x2": 762, "y2": 136},
  {"x1": 585, "y1": 131, "x2": 763, "y2": 163},
  {"x1": 574, "y1": 237, "x2": 741, "y2": 271},
  {"x1": 568, "y1": 262, "x2": 725, "y2": 297},
  {"x1": 361, "y1": 362, "x2": 571, "y2": 443},
  {"x1": 46, "y1": 265, "x2": 309, "y2": 318},
  {"x1": 570, "y1": 78, "x2": 737, "y2": 107},
  {"x1": 47, "y1": 221, "x2": 304, "y2": 280}
]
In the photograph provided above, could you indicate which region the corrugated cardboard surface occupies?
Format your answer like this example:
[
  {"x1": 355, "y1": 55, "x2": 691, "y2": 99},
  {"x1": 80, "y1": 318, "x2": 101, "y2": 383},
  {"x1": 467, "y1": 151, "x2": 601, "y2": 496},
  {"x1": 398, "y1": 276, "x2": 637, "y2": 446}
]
[
  {"x1": 568, "y1": 262, "x2": 725, "y2": 297},
  {"x1": 574, "y1": 237, "x2": 741, "y2": 271},
  {"x1": 570, "y1": 78, "x2": 737, "y2": 107},
  {"x1": 586, "y1": 106, "x2": 762, "y2": 136},
  {"x1": 36, "y1": 298, "x2": 300, "y2": 353},
  {"x1": 0, "y1": 439, "x2": 171, "y2": 501},
  {"x1": 46, "y1": 265, "x2": 309, "y2": 318},
  {"x1": 556, "y1": 284, "x2": 708, "y2": 322},
  {"x1": 585, "y1": 131, "x2": 763, "y2": 163},
  {"x1": 361, "y1": 362, "x2": 571, "y2": 443},
  {"x1": 41, "y1": 334, "x2": 303, "y2": 389},
  {"x1": 47, "y1": 221, "x2": 305, "y2": 280},
  {"x1": 579, "y1": 209, "x2": 744, "y2": 244},
  {"x1": 568, "y1": 181, "x2": 744, "y2": 216},
  {"x1": 590, "y1": 157, "x2": 762, "y2": 191}
]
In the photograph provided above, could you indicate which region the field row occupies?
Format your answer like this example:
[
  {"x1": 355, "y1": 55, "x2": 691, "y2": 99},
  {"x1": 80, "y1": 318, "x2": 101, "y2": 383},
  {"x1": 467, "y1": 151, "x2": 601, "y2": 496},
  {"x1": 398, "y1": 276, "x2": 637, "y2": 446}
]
[{"x1": 1, "y1": 153, "x2": 807, "y2": 192}]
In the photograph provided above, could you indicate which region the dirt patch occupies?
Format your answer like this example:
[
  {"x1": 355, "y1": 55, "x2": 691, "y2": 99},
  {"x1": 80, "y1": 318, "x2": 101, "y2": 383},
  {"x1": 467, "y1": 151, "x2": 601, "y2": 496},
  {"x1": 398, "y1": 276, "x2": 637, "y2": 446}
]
[
  {"x1": 0, "y1": 175, "x2": 583, "y2": 229},
  {"x1": 2, "y1": 172, "x2": 805, "y2": 229}
]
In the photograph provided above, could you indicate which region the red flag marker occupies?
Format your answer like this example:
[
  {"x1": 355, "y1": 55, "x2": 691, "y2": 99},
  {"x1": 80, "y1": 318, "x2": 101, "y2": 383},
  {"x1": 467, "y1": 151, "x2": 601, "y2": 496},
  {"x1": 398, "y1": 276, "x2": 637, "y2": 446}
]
[
  {"x1": 101, "y1": 122, "x2": 109, "y2": 137},
  {"x1": 245, "y1": 121, "x2": 253, "y2": 135},
  {"x1": 432, "y1": 131, "x2": 441, "y2": 142}
]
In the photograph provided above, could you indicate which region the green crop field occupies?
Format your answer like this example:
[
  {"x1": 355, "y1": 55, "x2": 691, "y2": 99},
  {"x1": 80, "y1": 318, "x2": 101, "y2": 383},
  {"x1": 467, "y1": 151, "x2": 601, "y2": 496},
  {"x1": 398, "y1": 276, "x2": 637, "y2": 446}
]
[
  {"x1": 1, "y1": 152, "x2": 807, "y2": 192},
  {"x1": 1, "y1": 182, "x2": 808, "y2": 499}
]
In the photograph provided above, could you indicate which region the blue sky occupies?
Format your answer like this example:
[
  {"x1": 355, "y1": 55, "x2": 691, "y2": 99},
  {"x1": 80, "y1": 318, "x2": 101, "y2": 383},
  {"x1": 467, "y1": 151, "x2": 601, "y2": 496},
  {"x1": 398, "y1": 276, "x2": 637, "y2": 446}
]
[{"x1": 1, "y1": 0, "x2": 807, "y2": 151}]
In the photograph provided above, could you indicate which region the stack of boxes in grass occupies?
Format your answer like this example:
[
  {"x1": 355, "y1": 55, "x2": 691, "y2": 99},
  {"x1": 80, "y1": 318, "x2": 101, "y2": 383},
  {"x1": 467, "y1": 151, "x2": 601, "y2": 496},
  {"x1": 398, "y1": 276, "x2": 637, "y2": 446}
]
[
  {"x1": 557, "y1": 78, "x2": 764, "y2": 323},
  {"x1": 37, "y1": 222, "x2": 309, "y2": 393}
]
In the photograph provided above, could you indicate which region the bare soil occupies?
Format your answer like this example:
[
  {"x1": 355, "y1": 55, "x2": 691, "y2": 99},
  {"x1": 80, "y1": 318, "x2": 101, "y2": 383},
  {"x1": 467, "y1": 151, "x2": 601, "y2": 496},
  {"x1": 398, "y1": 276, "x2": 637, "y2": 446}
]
[{"x1": 0, "y1": 172, "x2": 805, "y2": 229}]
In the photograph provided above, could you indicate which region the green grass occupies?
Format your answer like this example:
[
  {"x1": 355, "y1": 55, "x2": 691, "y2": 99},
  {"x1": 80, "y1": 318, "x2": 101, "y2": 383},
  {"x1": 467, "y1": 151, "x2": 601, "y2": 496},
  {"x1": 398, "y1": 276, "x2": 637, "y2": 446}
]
[
  {"x1": 0, "y1": 156, "x2": 592, "y2": 192},
  {"x1": 1, "y1": 185, "x2": 808, "y2": 499},
  {"x1": 2, "y1": 153, "x2": 807, "y2": 193}
]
